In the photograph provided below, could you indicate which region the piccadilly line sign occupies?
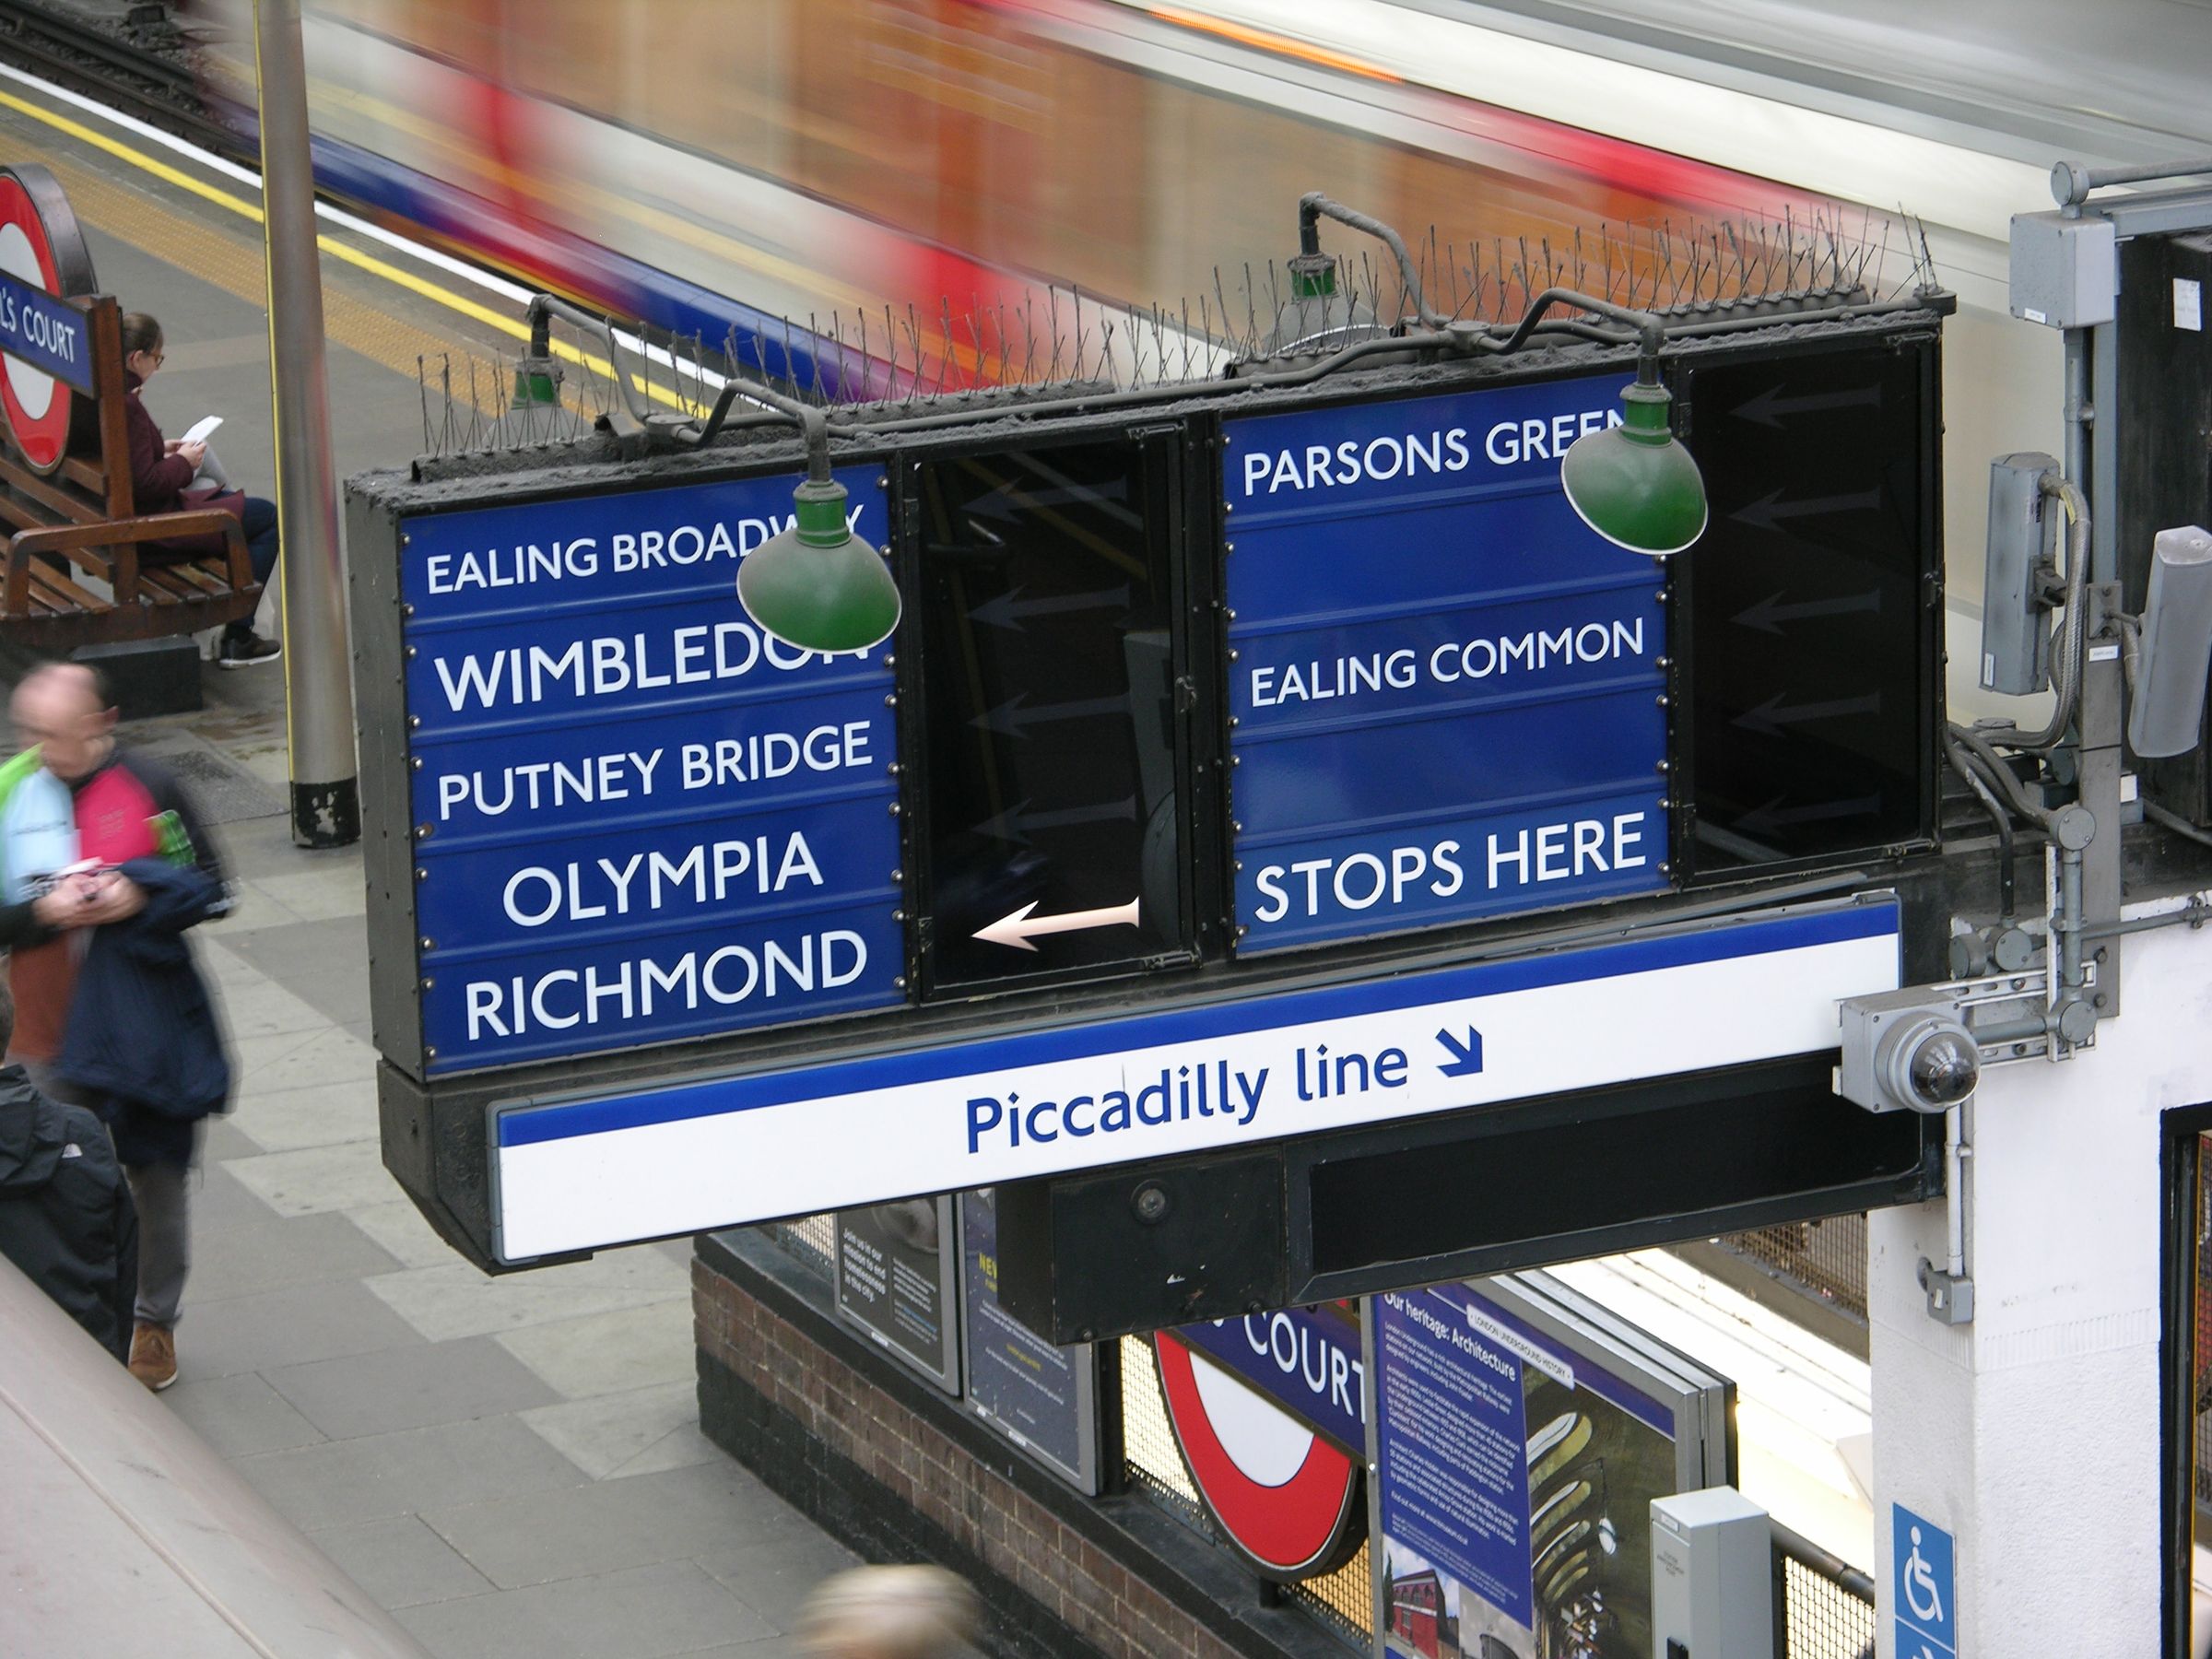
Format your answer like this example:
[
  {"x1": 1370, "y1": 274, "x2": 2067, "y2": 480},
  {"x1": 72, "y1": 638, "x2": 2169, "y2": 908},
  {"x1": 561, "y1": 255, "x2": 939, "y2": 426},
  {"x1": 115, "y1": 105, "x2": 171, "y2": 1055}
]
[{"x1": 488, "y1": 896, "x2": 1901, "y2": 1262}]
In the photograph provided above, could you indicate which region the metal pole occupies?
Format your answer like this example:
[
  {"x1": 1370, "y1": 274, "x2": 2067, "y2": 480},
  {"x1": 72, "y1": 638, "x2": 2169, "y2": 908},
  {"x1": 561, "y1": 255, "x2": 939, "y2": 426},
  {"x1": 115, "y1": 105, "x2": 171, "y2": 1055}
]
[{"x1": 253, "y1": 0, "x2": 359, "y2": 847}]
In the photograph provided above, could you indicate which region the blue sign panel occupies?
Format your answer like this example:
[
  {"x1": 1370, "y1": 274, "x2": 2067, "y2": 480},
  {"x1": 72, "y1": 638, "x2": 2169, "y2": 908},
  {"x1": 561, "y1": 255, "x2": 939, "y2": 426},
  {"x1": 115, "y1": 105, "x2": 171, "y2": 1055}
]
[
  {"x1": 0, "y1": 269, "x2": 89, "y2": 394},
  {"x1": 1375, "y1": 1282, "x2": 1536, "y2": 1629},
  {"x1": 1224, "y1": 375, "x2": 1668, "y2": 953},
  {"x1": 402, "y1": 466, "x2": 903, "y2": 1074},
  {"x1": 1892, "y1": 1503, "x2": 1957, "y2": 1658},
  {"x1": 1174, "y1": 1303, "x2": 1364, "y2": 1452}
]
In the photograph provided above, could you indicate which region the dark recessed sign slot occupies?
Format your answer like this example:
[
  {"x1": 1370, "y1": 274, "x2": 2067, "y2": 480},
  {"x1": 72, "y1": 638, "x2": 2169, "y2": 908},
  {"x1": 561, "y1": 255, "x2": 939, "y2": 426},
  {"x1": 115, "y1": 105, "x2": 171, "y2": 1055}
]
[
  {"x1": 915, "y1": 438, "x2": 1189, "y2": 992},
  {"x1": 1681, "y1": 339, "x2": 1939, "y2": 871},
  {"x1": 1300, "y1": 1063, "x2": 1927, "y2": 1281}
]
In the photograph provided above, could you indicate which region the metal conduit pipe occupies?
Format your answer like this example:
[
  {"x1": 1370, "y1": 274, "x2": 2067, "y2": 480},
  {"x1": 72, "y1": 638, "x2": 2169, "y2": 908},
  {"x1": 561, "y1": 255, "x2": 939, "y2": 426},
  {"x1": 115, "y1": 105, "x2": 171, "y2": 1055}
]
[
  {"x1": 2079, "y1": 898, "x2": 2212, "y2": 937},
  {"x1": 1945, "y1": 737, "x2": 2018, "y2": 919},
  {"x1": 2053, "y1": 154, "x2": 2212, "y2": 211},
  {"x1": 2058, "y1": 841, "x2": 2087, "y2": 992},
  {"x1": 1943, "y1": 1103, "x2": 1969, "y2": 1281}
]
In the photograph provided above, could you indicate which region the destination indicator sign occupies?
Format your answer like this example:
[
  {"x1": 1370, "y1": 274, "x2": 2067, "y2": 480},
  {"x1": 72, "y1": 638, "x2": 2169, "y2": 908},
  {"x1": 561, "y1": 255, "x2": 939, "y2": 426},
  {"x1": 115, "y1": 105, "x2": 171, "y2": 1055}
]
[
  {"x1": 400, "y1": 467, "x2": 904, "y2": 1076},
  {"x1": 1224, "y1": 374, "x2": 1669, "y2": 954}
]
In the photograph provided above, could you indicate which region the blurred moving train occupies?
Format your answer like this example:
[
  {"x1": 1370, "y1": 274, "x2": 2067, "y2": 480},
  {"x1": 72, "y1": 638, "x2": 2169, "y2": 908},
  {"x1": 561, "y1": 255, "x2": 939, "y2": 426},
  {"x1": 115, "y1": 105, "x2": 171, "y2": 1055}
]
[{"x1": 188, "y1": 0, "x2": 2212, "y2": 682}]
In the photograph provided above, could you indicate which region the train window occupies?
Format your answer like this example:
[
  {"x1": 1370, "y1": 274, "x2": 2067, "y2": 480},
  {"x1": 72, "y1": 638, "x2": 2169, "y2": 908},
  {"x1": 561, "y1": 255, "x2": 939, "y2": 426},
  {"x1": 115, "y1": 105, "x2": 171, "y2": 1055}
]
[{"x1": 913, "y1": 438, "x2": 1190, "y2": 993}]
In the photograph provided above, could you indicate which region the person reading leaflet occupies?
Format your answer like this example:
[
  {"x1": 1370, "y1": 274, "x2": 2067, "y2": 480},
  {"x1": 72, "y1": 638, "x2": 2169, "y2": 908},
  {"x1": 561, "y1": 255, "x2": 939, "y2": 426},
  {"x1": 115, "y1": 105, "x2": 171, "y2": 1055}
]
[
  {"x1": 177, "y1": 415, "x2": 226, "y2": 487},
  {"x1": 118, "y1": 314, "x2": 279, "y2": 667}
]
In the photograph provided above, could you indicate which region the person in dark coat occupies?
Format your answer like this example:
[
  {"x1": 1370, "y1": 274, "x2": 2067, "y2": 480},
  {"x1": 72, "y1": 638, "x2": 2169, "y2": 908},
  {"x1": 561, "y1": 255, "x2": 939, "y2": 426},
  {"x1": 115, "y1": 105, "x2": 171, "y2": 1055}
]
[
  {"x1": 121, "y1": 311, "x2": 281, "y2": 668},
  {"x1": 13, "y1": 664, "x2": 235, "y2": 1391},
  {"x1": 62, "y1": 856, "x2": 232, "y2": 1127},
  {"x1": 0, "y1": 977, "x2": 139, "y2": 1363}
]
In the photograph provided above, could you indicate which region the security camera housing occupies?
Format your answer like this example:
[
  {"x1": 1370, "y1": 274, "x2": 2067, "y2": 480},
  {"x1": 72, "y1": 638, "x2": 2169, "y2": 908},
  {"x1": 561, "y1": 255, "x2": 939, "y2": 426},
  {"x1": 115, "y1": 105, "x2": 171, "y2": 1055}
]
[{"x1": 1838, "y1": 986, "x2": 1982, "y2": 1114}]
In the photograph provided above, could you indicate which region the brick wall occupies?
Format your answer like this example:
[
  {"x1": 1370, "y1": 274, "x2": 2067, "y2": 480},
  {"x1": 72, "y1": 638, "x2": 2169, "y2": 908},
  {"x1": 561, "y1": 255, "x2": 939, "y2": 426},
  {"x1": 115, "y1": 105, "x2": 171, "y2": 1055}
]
[{"x1": 692, "y1": 1230, "x2": 1347, "y2": 1659}]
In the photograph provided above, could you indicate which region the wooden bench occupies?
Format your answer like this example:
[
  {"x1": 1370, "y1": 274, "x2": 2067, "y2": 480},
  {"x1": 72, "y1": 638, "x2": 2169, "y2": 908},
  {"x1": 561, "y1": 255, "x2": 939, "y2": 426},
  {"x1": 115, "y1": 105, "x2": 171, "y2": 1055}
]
[{"x1": 0, "y1": 297, "x2": 259, "y2": 653}]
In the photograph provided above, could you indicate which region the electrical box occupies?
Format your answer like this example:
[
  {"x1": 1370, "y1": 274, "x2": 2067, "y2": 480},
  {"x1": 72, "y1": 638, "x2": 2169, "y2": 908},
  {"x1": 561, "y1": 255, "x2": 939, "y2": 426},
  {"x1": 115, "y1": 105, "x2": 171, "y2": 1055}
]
[
  {"x1": 1651, "y1": 1487, "x2": 1773, "y2": 1659},
  {"x1": 2009, "y1": 212, "x2": 2117, "y2": 328}
]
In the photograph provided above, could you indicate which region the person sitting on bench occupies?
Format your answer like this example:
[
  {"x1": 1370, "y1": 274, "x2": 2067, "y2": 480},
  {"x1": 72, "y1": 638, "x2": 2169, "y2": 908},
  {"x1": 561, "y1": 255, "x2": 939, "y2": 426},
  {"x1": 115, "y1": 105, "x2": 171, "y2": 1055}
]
[{"x1": 119, "y1": 312, "x2": 280, "y2": 668}]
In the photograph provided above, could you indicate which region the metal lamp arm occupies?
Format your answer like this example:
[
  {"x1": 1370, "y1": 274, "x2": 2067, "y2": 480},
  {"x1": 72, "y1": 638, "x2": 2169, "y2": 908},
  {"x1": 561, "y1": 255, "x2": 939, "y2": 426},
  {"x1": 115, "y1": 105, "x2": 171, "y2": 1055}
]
[
  {"x1": 692, "y1": 373, "x2": 833, "y2": 482},
  {"x1": 1298, "y1": 193, "x2": 1451, "y2": 330},
  {"x1": 1473, "y1": 288, "x2": 1669, "y2": 380},
  {"x1": 525, "y1": 293, "x2": 653, "y2": 431},
  {"x1": 524, "y1": 293, "x2": 845, "y2": 477}
]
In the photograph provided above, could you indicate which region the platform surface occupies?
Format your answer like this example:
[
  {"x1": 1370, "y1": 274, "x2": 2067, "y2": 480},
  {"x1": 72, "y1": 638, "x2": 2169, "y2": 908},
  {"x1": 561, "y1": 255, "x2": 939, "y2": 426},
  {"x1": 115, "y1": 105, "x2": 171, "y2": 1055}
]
[{"x1": 0, "y1": 74, "x2": 858, "y2": 1659}]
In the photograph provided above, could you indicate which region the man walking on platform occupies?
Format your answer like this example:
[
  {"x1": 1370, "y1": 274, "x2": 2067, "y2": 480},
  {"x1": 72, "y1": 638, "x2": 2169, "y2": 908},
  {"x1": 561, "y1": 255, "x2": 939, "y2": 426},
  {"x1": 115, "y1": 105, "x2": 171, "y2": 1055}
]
[{"x1": 5, "y1": 664, "x2": 234, "y2": 1391}]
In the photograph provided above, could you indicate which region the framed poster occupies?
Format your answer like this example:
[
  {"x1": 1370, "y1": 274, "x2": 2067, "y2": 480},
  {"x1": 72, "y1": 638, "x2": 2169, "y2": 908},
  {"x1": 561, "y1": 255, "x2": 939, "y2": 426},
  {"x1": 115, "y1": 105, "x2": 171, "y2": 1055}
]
[
  {"x1": 1368, "y1": 1271, "x2": 1733, "y2": 1659},
  {"x1": 834, "y1": 1196, "x2": 960, "y2": 1394},
  {"x1": 959, "y1": 1189, "x2": 1102, "y2": 1491}
]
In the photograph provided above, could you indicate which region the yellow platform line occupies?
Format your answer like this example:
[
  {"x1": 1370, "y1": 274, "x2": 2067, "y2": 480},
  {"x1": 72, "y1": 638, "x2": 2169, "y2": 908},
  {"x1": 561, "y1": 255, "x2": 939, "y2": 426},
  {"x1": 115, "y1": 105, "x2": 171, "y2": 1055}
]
[{"x1": 0, "y1": 85, "x2": 694, "y2": 413}]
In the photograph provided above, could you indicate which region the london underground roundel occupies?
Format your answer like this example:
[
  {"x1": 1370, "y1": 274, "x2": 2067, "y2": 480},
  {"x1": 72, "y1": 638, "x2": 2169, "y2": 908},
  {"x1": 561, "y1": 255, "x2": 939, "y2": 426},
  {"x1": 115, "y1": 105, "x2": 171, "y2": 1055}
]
[
  {"x1": 1154, "y1": 1331, "x2": 1364, "y2": 1581},
  {"x1": 0, "y1": 164, "x2": 96, "y2": 474}
]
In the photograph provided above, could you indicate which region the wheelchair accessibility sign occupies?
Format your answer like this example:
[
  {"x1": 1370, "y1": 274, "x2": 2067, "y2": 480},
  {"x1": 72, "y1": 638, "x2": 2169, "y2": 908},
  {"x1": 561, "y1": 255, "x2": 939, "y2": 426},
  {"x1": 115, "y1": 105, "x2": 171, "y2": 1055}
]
[{"x1": 1893, "y1": 1503, "x2": 1958, "y2": 1657}]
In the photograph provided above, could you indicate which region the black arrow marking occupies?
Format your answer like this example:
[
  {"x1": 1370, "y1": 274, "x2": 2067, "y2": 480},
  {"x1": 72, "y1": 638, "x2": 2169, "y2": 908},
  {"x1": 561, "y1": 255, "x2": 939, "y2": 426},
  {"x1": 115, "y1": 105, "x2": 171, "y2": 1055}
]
[
  {"x1": 1736, "y1": 793, "x2": 1884, "y2": 836},
  {"x1": 968, "y1": 584, "x2": 1131, "y2": 632},
  {"x1": 1731, "y1": 589, "x2": 1882, "y2": 634},
  {"x1": 1436, "y1": 1027, "x2": 1485, "y2": 1078},
  {"x1": 1730, "y1": 385, "x2": 1882, "y2": 428},
  {"x1": 1730, "y1": 488, "x2": 1882, "y2": 534},
  {"x1": 1732, "y1": 691, "x2": 1883, "y2": 736},
  {"x1": 970, "y1": 692, "x2": 1126, "y2": 738},
  {"x1": 974, "y1": 795, "x2": 1138, "y2": 844}
]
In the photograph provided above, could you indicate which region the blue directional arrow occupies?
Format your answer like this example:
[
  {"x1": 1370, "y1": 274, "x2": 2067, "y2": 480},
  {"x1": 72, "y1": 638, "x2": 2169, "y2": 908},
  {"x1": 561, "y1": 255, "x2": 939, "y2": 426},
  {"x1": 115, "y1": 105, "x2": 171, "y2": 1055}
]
[{"x1": 1436, "y1": 1027, "x2": 1485, "y2": 1077}]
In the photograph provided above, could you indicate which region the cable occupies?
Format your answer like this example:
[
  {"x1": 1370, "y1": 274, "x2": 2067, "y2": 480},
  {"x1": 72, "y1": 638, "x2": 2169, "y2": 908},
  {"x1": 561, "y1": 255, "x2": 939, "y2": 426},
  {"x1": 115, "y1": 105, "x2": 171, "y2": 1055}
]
[
  {"x1": 2146, "y1": 800, "x2": 2212, "y2": 850},
  {"x1": 1947, "y1": 722, "x2": 2055, "y2": 829},
  {"x1": 1945, "y1": 737, "x2": 2018, "y2": 919}
]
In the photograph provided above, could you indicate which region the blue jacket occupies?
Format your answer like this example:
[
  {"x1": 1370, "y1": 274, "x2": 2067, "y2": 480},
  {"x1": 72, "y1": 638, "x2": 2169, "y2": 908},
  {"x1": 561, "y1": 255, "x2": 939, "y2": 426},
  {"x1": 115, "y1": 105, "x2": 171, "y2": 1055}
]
[{"x1": 59, "y1": 857, "x2": 230, "y2": 1120}]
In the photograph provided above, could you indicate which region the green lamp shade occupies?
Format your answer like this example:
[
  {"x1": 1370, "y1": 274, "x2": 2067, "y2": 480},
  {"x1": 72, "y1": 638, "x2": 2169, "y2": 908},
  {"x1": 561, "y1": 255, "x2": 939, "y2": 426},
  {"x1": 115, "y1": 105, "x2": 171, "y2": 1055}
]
[
  {"x1": 1559, "y1": 381, "x2": 1709, "y2": 558},
  {"x1": 735, "y1": 477, "x2": 901, "y2": 653}
]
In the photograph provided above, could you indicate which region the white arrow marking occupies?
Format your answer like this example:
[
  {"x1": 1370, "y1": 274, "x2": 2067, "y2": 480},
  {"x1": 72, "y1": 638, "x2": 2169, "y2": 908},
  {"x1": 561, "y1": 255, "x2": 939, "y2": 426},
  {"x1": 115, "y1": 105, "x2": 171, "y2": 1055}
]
[{"x1": 973, "y1": 897, "x2": 1142, "y2": 952}]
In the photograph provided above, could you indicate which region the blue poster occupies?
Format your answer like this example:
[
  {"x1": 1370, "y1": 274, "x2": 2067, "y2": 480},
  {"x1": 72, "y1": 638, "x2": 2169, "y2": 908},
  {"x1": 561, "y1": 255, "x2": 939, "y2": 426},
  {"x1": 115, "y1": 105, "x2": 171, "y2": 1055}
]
[
  {"x1": 1375, "y1": 1285, "x2": 1535, "y2": 1629},
  {"x1": 400, "y1": 465, "x2": 904, "y2": 1073},
  {"x1": 961, "y1": 1190, "x2": 1091, "y2": 1486},
  {"x1": 1224, "y1": 375, "x2": 1669, "y2": 953},
  {"x1": 1377, "y1": 1280, "x2": 1689, "y2": 1659}
]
